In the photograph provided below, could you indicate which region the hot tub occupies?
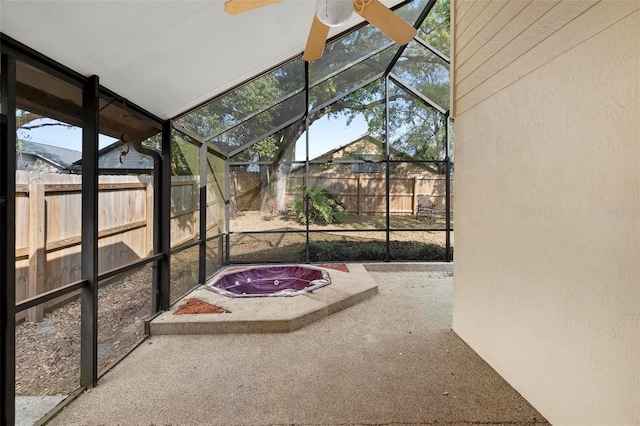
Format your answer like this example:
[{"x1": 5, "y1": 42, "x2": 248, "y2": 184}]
[{"x1": 206, "y1": 265, "x2": 331, "y2": 297}]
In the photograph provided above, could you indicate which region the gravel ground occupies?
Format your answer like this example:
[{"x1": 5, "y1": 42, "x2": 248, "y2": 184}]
[{"x1": 15, "y1": 267, "x2": 152, "y2": 396}]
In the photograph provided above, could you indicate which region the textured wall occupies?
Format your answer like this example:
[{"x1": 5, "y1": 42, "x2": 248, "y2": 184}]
[{"x1": 452, "y1": 1, "x2": 640, "y2": 424}]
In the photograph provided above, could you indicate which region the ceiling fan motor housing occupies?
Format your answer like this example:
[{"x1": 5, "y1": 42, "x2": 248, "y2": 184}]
[{"x1": 316, "y1": 0, "x2": 354, "y2": 27}]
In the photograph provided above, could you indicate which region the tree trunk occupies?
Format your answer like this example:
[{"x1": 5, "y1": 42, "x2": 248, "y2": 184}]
[
  {"x1": 258, "y1": 124, "x2": 304, "y2": 215},
  {"x1": 259, "y1": 165, "x2": 271, "y2": 215},
  {"x1": 274, "y1": 161, "x2": 292, "y2": 212},
  {"x1": 259, "y1": 146, "x2": 295, "y2": 215}
]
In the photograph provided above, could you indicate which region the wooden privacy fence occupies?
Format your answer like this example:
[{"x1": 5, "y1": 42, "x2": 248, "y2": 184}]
[
  {"x1": 15, "y1": 171, "x2": 223, "y2": 323},
  {"x1": 231, "y1": 172, "x2": 455, "y2": 215},
  {"x1": 16, "y1": 169, "x2": 451, "y2": 322}
]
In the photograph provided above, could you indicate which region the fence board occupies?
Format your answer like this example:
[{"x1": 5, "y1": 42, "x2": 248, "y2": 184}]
[{"x1": 170, "y1": 176, "x2": 199, "y2": 246}]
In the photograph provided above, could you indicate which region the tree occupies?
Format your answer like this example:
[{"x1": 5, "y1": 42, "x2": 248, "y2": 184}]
[
  {"x1": 15, "y1": 110, "x2": 79, "y2": 168},
  {"x1": 176, "y1": 0, "x2": 451, "y2": 212}
]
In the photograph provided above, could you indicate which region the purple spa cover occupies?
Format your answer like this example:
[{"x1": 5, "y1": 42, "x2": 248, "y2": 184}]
[{"x1": 206, "y1": 265, "x2": 331, "y2": 298}]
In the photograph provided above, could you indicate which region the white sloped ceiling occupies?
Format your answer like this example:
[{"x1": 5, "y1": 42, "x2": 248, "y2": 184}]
[{"x1": 1, "y1": 0, "x2": 403, "y2": 119}]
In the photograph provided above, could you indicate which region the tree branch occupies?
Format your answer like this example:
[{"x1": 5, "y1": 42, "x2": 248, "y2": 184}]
[
  {"x1": 19, "y1": 122, "x2": 75, "y2": 130},
  {"x1": 16, "y1": 112, "x2": 43, "y2": 128},
  {"x1": 309, "y1": 93, "x2": 409, "y2": 122}
]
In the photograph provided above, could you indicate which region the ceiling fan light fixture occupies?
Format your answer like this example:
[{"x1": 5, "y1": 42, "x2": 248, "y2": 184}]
[{"x1": 315, "y1": 0, "x2": 354, "y2": 27}]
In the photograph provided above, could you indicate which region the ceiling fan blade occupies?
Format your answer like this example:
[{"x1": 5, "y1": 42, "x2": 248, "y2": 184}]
[
  {"x1": 224, "y1": 0, "x2": 284, "y2": 15},
  {"x1": 354, "y1": 0, "x2": 417, "y2": 46},
  {"x1": 303, "y1": 15, "x2": 330, "y2": 62}
]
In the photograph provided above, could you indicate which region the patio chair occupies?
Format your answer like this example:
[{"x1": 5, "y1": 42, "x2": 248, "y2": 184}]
[{"x1": 416, "y1": 194, "x2": 436, "y2": 219}]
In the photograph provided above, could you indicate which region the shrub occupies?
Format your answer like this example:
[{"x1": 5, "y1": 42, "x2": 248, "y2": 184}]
[
  {"x1": 308, "y1": 240, "x2": 450, "y2": 262},
  {"x1": 289, "y1": 185, "x2": 346, "y2": 225}
]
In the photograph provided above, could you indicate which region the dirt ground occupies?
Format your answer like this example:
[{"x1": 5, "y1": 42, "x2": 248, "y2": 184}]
[
  {"x1": 15, "y1": 267, "x2": 152, "y2": 396},
  {"x1": 229, "y1": 211, "x2": 453, "y2": 263},
  {"x1": 231, "y1": 210, "x2": 452, "y2": 235}
]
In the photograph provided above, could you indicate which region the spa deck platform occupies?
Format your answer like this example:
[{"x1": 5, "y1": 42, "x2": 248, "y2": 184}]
[{"x1": 149, "y1": 263, "x2": 378, "y2": 334}]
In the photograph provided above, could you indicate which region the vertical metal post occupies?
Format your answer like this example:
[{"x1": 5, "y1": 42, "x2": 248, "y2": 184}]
[
  {"x1": 224, "y1": 159, "x2": 231, "y2": 265},
  {"x1": 304, "y1": 60, "x2": 310, "y2": 263},
  {"x1": 80, "y1": 75, "x2": 99, "y2": 388},
  {"x1": 384, "y1": 76, "x2": 391, "y2": 262},
  {"x1": 1, "y1": 52, "x2": 17, "y2": 426},
  {"x1": 199, "y1": 142, "x2": 207, "y2": 284},
  {"x1": 444, "y1": 111, "x2": 451, "y2": 262},
  {"x1": 129, "y1": 141, "x2": 163, "y2": 313},
  {"x1": 158, "y1": 122, "x2": 172, "y2": 310},
  {"x1": 149, "y1": 157, "x2": 160, "y2": 312}
]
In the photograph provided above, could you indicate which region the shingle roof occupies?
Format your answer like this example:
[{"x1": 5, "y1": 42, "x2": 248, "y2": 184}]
[
  {"x1": 20, "y1": 140, "x2": 82, "y2": 170},
  {"x1": 95, "y1": 141, "x2": 154, "y2": 171}
]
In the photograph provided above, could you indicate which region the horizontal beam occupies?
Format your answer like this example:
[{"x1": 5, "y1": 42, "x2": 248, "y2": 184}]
[
  {"x1": 170, "y1": 238, "x2": 203, "y2": 255},
  {"x1": 15, "y1": 279, "x2": 87, "y2": 313},
  {"x1": 15, "y1": 219, "x2": 148, "y2": 259},
  {"x1": 97, "y1": 253, "x2": 164, "y2": 282},
  {"x1": 16, "y1": 182, "x2": 148, "y2": 193}
]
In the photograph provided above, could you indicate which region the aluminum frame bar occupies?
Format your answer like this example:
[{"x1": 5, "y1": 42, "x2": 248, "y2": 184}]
[
  {"x1": 383, "y1": 0, "x2": 438, "y2": 76},
  {"x1": 388, "y1": 72, "x2": 447, "y2": 114},
  {"x1": 307, "y1": 42, "x2": 395, "y2": 90},
  {"x1": 203, "y1": 87, "x2": 305, "y2": 143},
  {"x1": 413, "y1": 37, "x2": 450, "y2": 64},
  {"x1": 199, "y1": 142, "x2": 208, "y2": 284},
  {"x1": 98, "y1": 254, "x2": 164, "y2": 282},
  {"x1": 201, "y1": 41, "x2": 394, "y2": 148},
  {"x1": 304, "y1": 60, "x2": 311, "y2": 263},
  {"x1": 158, "y1": 122, "x2": 172, "y2": 311},
  {"x1": 80, "y1": 75, "x2": 100, "y2": 388},
  {"x1": 385, "y1": 75, "x2": 391, "y2": 261},
  {"x1": 445, "y1": 111, "x2": 452, "y2": 261},
  {"x1": 0, "y1": 52, "x2": 17, "y2": 426},
  {"x1": 16, "y1": 280, "x2": 87, "y2": 313},
  {"x1": 308, "y1": 72, "x2": 385, "y2": 116},
  {"x1": 225, "y1": 114, "x2": 306, "y2": 158}
]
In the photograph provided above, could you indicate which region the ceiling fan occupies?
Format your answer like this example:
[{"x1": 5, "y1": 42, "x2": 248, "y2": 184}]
[{"x1": 224, "y1": 0, "x2": 417, "y2": 62}]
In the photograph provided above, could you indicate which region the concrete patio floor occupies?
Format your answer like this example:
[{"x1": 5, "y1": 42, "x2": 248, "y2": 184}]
[{"x1": 49, "y1": 263, "x2": 548, "y2": 425}]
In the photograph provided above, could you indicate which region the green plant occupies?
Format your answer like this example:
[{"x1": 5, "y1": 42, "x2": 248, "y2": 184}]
[
  {"x1": 289, "y1": 185, "x2": 346, "y2": 225},
  {"x1": 307, "y1": 240, "x2": 450, "y2": 262}
]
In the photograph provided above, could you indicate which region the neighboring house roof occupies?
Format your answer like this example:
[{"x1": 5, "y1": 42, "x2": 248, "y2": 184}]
[
  {"x1": 308, "y1": 135, "x2": 387, "y2": 163},
  {"x1": 99, "y1": 140, "x2": 154, "y2": 172},
  {"x1": 72, "y1": 140, "x2": 154, "y2": 173},
  {"x1": 18, "y1": 140, "x2": 82, "y2": 171},
  {"x1": 291, "y1": 135, "x2": 439, "y2": 174}
]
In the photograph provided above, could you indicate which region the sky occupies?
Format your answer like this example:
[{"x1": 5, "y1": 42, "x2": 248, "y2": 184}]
[
  {"x1": 17, "y1": 118, "x2": 117, "y2": 152},
  {"x1": 295, "y1": 114, "x2": 369, "y2": 161},
  {"x1": 18, "y1": 113, "x2": 370, "y2": 160}
]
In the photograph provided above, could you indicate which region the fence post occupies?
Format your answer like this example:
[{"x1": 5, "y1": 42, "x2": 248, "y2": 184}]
[
  {"x1": 356, "y1": 176, "x2": 361, "y2": 215},
  {"x1": 412, "y1": 176, "x2": 418, "y2": 216},
  {"x1": 192, "y1": 179, "x2": 199, "y2": 241},
  {"x1": 27, "y1": 175, "x2": 45, "y2": 323}
]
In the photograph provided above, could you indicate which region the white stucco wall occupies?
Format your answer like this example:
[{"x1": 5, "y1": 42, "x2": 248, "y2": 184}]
[{"x1": 452, "y1": 1, "x2": 640, "y2": 424}]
